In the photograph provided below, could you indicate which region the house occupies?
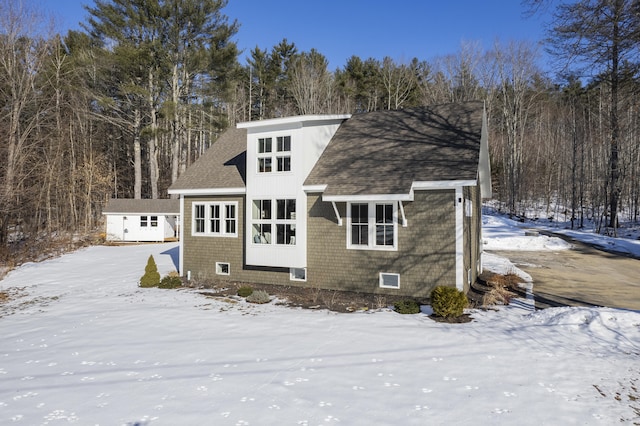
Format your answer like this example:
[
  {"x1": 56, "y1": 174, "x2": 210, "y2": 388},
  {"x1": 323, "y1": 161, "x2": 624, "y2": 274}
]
[
  {"x1": 102, "y1": 199, "x2": 180, "y2": 242},
  {"x1": 168, "y1": 101, "x2": 491, "y2": 298}
]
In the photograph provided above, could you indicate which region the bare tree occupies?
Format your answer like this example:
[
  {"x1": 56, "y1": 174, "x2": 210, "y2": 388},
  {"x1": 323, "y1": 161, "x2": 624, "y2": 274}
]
[
  {"x1": 0, "y1": 0, "x2": 53, "y2": 244},
  {"x1": 528, "y1": 0, "x2": 640, "y2": 231}
]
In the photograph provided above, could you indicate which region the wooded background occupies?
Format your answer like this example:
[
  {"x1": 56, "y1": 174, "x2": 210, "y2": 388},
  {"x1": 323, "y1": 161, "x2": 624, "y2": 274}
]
[{"x1": 0, "y1": 0, "x2": 638, "y2": 254}]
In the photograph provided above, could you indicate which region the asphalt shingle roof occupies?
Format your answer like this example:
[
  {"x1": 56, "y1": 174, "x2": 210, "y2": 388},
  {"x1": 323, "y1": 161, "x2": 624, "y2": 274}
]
[
  {"x1": 168, "y1": 127, "x2": 247, "y2": 192},
  {"x1": 102, "y1": 198, "x2": 180, "y2": 214},
  {"x1": 304, "y1": 101, "x2": 484, "y2": 196}
]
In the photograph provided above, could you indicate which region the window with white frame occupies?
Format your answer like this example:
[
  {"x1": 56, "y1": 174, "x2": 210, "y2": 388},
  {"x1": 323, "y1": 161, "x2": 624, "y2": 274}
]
[
  {"x1": 252, "y1": 198, "x2": 296, "y2": 245},
  {"x1": 216, "y1": 262, "x2": 230, "y2": 275},
  {"x1": 348, "y1": 202, "x2": 397, "y2": 250},
  {"x1": 290, "y1": 268, "x2": 306, "y2": 281},
  {"x1": 192, "y1": 202, "x2": 237, "y2": 237},
  {"x1": 257, "y1": 137, "x2": 272, "y2": 172},
  {"x1": 257, "y1": 135, "x2": 291, "y2": 173},
  {"x1": 379, "y1": 273, "x2": 400, "y2": 289},
  {"x1": 276, "y1": 136, "x2": 291, "y2": 172}
]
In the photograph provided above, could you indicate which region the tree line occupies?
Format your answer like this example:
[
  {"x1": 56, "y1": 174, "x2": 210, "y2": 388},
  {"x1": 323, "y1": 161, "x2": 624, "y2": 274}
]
[{"x1": 0, "y1": 0, "x2": 638, "y2": 253}]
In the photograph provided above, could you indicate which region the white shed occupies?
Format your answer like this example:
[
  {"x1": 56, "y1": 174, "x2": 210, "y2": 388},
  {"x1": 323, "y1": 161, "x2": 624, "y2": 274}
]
[{"x1": 102, "y1": 199, "x2": 180, "y2": 242}]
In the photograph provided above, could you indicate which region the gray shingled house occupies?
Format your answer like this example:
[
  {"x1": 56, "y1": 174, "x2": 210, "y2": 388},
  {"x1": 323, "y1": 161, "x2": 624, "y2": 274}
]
[
  {"x1": 168, "y1": 101, "x2": 491, "y2": 298},
  {"x1": 102, "y1": 199, "x2": 180, "y2": 242}
]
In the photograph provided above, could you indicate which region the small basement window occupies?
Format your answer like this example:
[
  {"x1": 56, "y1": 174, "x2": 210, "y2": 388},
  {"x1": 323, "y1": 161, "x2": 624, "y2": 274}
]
[
  {"x1": 290, "y1": 268, "x2": 306, "y2": 282},
  {"x1": 216, "y1": 262, "x2": 230, "y2": 276},
  {"x1": 379, "y1": 273, "x2": 400, "y2": 289}
]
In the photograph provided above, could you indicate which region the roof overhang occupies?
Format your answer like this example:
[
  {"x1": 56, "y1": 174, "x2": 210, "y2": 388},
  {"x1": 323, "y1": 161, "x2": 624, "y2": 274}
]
[
  {"x1": 305, "y1": 179, "x2": 477, "y2": 203},
  {"x1": 237, "y1": 114, "x2": 351, "y2": 130},
  {"x1": 167, "y1": 187, "x2": 246, "y2": 196}
]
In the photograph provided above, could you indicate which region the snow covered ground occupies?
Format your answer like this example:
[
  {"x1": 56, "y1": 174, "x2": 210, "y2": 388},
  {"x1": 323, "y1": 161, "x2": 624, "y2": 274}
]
[{"x1": 0, "y1": 216, "x2": 639, "y2": 425}]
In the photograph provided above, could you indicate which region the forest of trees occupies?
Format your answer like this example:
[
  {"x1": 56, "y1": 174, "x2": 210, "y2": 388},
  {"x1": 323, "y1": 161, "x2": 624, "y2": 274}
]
[{"x1": 0, "y1": 0, "x2": 638, "y2": 254}]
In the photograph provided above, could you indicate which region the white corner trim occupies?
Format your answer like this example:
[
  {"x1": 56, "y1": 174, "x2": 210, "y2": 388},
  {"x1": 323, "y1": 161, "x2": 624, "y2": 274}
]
[
  {"x1": 168, "y1": 187, "x2": 246, "y2": 196},
  {"x1": 455, "y1": 187, "x2": 464, "y2": 291},
  {"x1": 179, "y1": 195, "x2": 185, "y2": 277},
  {"x1": 331, "y1": 201, "x2": 343, "y2": 226}
]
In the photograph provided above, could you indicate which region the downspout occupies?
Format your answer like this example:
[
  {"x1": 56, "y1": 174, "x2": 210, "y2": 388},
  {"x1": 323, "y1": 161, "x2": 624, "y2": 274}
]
[{"x1": 455, "y1": 187, "x2": 464, "y2": 291}]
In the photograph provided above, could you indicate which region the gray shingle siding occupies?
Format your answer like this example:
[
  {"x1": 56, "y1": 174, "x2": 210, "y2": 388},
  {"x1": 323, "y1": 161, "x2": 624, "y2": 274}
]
[{"x1": 183, "y1": 191, "x2": 458, "y2": 299}]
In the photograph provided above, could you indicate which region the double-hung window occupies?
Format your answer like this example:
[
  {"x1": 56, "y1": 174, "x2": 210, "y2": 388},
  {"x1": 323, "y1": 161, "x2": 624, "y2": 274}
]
[
  {"x1": 252, "y1": 198, "x2": 296, "y2": 245},
  {"x1": 257, "y1": 137, "x2": 272, "y2": 173},
  {"x1": 276, "y1": 136, "x2": 291, "y2": 172},
  {"x1": 257, "y1": 136, "x2": 291, "y2": 173},
  {"x1": 140, "y1": 216, "x2": 149, "y2": 227},
  {"x1": 192, "y1": 202, "x2": 237, "y2": 237},
  {"x1": 348, "y1": 202, "x2": 397, "y2": 250}
]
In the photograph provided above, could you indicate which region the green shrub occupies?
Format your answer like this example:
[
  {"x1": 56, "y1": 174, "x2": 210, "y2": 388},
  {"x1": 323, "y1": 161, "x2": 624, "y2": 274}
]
[
  {"x1": 394, "y1": 299, "x2": 421, "y2": 314},
  {"x1": 139, "y1": 255, "x2": 160, "y2": 288},
  {"x1": 430, "y1": 286, "x2": 468, "y2": 318},
  {"x1": 158, "y1": 274, "x2": 182, "y2": 289},
  {"x1": 246, "y1": 289, "x2": 270, "y2": 304},
  {"x1": 237, "y1": 286, "x2": 254, "y2": 297}
]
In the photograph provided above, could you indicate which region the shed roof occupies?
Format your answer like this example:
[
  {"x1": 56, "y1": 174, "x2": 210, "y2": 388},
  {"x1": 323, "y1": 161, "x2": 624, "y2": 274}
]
[
  {"x1": 168, "y1": 128, "x2": 247, "y2": 193},
  {"x1": 102, "y1": 198, "x2": 180, "y2": 215},
  {"x1": 304, "y1": 101, "x2": 484, "y2": 197}
]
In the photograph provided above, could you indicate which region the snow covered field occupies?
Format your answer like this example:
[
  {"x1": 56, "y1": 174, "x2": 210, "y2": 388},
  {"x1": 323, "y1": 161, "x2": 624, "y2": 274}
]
[{"x1": 0, "y1": 216, "x2": 639, "y2": 425}]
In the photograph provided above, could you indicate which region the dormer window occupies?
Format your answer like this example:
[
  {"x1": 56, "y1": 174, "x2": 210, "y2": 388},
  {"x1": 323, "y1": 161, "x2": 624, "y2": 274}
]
[{"x1": 257, "y1": 136, "x2": 291, "y2": 173}]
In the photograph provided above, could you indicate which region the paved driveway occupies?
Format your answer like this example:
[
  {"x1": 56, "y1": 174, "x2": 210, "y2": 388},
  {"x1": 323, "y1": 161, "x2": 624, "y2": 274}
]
[{"x1": 491, "y1": 238, "x2": 640, "y2": 311}]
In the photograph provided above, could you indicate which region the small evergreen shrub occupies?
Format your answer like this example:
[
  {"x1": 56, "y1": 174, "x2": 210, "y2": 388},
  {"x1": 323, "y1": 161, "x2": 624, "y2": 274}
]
[
  {"x1": 246, "y1": 289, "x2": 270, "y2": 304},
  {"x1": 394, "y1": 299, "x2": 421, "y2": 314},
  {"x1": 159, "y1": 273, "x2": 182, "y2": 289},
  {"x1": 430, "y1": 286, "x2": 468, "y2": 318},
  {"x1": 139, "y1": 255, "x2": 160, "y2": 288},
  {"x1": 237, "y1": 286, "x2": 254, "y2": 297}
]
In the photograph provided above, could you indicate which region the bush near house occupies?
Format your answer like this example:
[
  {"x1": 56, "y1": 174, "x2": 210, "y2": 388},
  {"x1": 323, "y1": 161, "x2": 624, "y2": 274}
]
[
  {"x1": 246, "y1": 290, "x2": 270, "y2": 304},
  {"x1": 159, "y1": 272, "x2": 182, "y2": 289},
  {"x1": 139, "y1": 255, "x2": 160, "y2": 288},
  {"x1": 393, "y1": 299, "x2": 421, "y2": 314},
  {"x1": 430, "y1": 286, "x2": 468, "y2": 318},
  {"x1": 237, "y1": 286, "x2": 254, "y2": 297}
]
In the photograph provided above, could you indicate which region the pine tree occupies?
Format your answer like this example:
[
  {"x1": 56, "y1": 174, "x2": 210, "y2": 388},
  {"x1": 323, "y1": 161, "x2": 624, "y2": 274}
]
[{"x1": 140, "y1": 255, "x2": 160, "y2": 287}]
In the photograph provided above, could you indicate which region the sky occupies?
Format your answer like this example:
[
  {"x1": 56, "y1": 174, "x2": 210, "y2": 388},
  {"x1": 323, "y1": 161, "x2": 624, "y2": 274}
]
[
  {"x1": 41, "y1": 0, "x2": 552, "y2": 70},
  {"x1": 0, "y1": 211, "x2": 639, "y2": 424}
]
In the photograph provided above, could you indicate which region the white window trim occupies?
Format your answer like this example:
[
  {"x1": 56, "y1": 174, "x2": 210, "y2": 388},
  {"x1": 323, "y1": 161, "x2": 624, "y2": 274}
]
[
  {"x1": 251, "y1": 198, "x2": 297, "y2": 246},
  {"x1": 379, "y1": 272, "x2": 400, "y2": 289},
  {"x1": 290, "y1": 268, "x2": 307, "y2": 282},
  {"x1": 216, "y1": 262, "x2": 230, "y2": 276},
  {"x1": 191, "y1": 201, "x2": 238, "y2": 237},
  {"x1": 256, "y1": 135, "x2": 292, "y2": 174},
  {"x1": 346, "y1": 202, "x2": 398, "y2": 251}
]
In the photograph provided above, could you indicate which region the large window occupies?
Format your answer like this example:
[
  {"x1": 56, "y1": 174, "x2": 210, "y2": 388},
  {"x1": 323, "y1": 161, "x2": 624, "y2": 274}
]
[
  {"x1": 192, "y1": 202, "x2": 237, "y2": 237},
  {"x1": 257, "y1": 135, "x2": 291, "y2": 173},
  {"x1": 252, "y1": 198, "x2": 296, "y2": 245},
  {"x1": 347, "y1": 202, "x2": 397, "y2": 250}
]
